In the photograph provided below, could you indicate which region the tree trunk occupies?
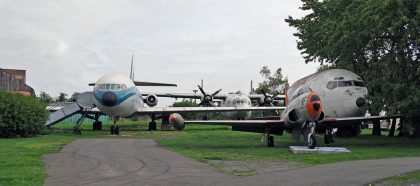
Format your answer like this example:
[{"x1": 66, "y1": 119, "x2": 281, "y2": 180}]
[
  {"x1": 372, "y1": 120, "x2": 381, "y2": 136},
  {"x1": 398, "y1": 119, "x2": 405, "y2": 137},
  {"x1": 388, "y1": 119, "x2": 396, "y2": 137}
]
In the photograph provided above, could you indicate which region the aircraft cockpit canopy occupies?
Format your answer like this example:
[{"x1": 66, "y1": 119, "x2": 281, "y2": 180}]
[
  {"x1": 95, "y1": 83, "x2": 127, "y2": 90},
  {"x1": 293, "y1": 86, "x2": 313, "y2": 100},
  {"x1": 326, "y1": 80, "x2": 366, "y2": 90}
]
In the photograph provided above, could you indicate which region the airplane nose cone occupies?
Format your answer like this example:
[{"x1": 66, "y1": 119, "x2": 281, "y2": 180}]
[
  {"x1": 313, "y1": 103, "x2": 320, "y2": 111},
  {"x1": 356, "y1": 97, "x2": 366, "y2": 107},
  {"x1": 102, "y1": 92, "x2": 117, "y2": 106}
]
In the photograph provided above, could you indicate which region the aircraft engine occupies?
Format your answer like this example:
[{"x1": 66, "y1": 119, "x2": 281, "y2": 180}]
[
  {"x1": 169, "y1": 113, "x2": 185, "y2": 130},
  {"x1": 145, "y1": 94, "x2": 158, "y2": 107},
  {"x1": 284, "y1": 109, "x2": 304, "y2": 126}
]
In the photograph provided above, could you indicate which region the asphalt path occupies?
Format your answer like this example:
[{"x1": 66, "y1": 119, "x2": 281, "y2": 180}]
[{"x1": 43, "y1": 139, "x2": 420, "y2": 186}]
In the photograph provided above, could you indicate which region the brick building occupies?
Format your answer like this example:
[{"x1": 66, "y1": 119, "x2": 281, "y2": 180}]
[{"x1": 0, "y1": 68, "x2": 34, "y2": 96}]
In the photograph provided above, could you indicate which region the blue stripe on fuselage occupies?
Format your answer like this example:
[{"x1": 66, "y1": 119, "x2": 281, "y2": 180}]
[{"x1": 93, "y1": 87, "x2": 140, "y2": 106}]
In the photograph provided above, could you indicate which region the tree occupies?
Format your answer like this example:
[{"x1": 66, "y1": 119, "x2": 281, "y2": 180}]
[
  {"x1": 68, "y1": 92, "x2": 80, "y2": 102},
  {"x1": 55, "y1": 93, "x2": 68, "y2": 103},
  {"x1": 256, "y1": 66, "x2": 288, "y2": 94},
  {"x1": 171, "y1": 99, "x2": 204, "y2": 120},
  {"x1": 286, "y1": 0, "x2": 419, "y2": 136},
  {"x1": 37, "y1": 91, "x2": 53, "y2": 103}
]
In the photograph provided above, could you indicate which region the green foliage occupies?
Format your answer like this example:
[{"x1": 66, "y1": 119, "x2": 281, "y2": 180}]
[
  {"x1": 171, "y1": 99, "x2": 205, "y2": 119},
  {"x1": 37, "y1": 91, "x2": 53, "y2": 103},
  {"x1": 0, "y1": 91, "x2": 48, "y2": 138},
  {"x1": 256, "y1": 66, "x2": 288, "y2": 94},
  {"x1": 286, "y1": 0, "x2": 420, "y2": 135},
  {"x1": 55, "y1": 92, "x2": 68, "y2": 103}
]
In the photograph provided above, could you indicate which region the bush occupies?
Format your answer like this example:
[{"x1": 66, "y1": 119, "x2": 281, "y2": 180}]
[{"x1": 0, "y1": 91, "x2": 48, "y2": 138}]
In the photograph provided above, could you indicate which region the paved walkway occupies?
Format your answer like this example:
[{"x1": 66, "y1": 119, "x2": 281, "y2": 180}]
[{"x1": 43, "y1": 139, "x2": 420, "y2": 186}]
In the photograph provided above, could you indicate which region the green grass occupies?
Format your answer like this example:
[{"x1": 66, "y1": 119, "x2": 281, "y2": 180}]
[
  {"x1": 1, "y1": 121, "x2": 420, "y2": 185},
  {"x1": 368, "y1": 170, "x2": 420, "y2": 185}
]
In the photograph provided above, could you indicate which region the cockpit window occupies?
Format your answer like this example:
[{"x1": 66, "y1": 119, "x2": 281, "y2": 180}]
[
  {"x1": 293, "y1": 87, "x2": 313, "y2": 99},
  {"x1": 353, "y1": 81, "x2": 366, "y2": 87},
  {"x1": 96, "y1": 84, "x2": 127, "y2": 90},
  {"x1": 327, "y1": 80, "x2": 366, "y2": 90}
]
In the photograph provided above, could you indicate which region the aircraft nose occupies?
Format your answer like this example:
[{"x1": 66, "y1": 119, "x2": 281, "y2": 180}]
[
  {"x1": 102, "y1": 92, "x2": 117, "y2": 106},
  {"x1": 356, "y1": 97, "x2": 366, "y2": 107}
]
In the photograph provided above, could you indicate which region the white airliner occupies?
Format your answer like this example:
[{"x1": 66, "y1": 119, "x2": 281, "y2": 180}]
[{"x1": 168, "y1": 69, "x2": 399, "y2": 148}]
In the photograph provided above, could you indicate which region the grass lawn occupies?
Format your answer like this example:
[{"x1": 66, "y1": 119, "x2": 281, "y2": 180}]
[{"x1": 1, "y1": 121, "x2": 420, "y2": 185}]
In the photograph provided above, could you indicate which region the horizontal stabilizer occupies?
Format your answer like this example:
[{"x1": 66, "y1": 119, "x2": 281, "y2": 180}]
[{"x1": 133, "y1": 81, "x2": 177, "y2": 87}]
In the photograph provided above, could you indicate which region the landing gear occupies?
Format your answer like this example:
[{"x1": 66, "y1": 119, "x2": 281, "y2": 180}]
[
  {"x1": 92, "y1": 115, "x2": 102, "y2": 131},
  {"x1": 149, "y1": 114, "x2": 157, "y2": 131},
  {"x1": 110, "y1": 125, "x2": 120, "y2": 135},
  {"x1": 73, "y1": 127, "x2": 81, "y2": 135},
  {"x1": 110, "y1": 117, "x2": 120, "y2": 135},
  {"x1": 324, "y1": 128, "x2": 335, "y2": 146},
  {"x1": 264, "y1": 129, "x2": 275, "y2": 147},
  {"x1": 305, "y1": 121, "x2": 317, "y2": 149}
]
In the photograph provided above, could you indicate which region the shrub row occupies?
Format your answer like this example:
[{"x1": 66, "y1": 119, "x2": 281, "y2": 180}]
[{"x1": 0, "y1": 91, "x2": 48, "y2": 138}]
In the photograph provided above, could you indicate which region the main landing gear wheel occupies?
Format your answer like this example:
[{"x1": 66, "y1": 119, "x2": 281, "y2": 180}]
[
  {"x1": 324, "y1": 128, "x2": 335, "y2": 146},
  {"x1": 267, "y1": 135, "x2": 274, "y2": 147},
  {"x1": 148, "y1": 121, "x2": 157, "y2": 131}
]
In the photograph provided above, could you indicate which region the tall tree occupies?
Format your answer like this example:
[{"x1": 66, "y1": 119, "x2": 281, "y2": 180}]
[
  {"x1": 286, "y1": 0, "x2": 420, "y2": 136},
  {"x1": 256, "y1": 66, "x2": 288, "y2": 94},
  {"x1": 55, "y1": 93, "x2": 68, "y2": 103},
  {"x1": 37, "y1": 91, "x2": 53, "y2": 103}
]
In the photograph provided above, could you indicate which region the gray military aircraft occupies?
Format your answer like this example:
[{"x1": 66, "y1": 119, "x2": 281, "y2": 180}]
[
  {"x1": 142, "y1": 85, "x2": 284, "y2": 120},
  {"x1": 167, "y1": 69, "x2": 399, "y2": 148}
]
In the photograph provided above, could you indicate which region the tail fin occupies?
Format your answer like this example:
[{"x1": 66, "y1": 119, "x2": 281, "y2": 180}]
[{"x1": 130, "y1": 55, "x2": 134, "y2": 80}]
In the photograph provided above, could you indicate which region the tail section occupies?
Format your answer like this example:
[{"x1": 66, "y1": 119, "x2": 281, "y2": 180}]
[{"x1": 130, "y1": 55, "x2": 134, "y2": 81}]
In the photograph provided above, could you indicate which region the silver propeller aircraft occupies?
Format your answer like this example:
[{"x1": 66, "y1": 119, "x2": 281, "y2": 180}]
[
  {"x1": 142, "y1": 85, "x2": 284, "y2": 120},
  {"x1": 167, "y1": 69, "x2": 399, "y2": 148}
]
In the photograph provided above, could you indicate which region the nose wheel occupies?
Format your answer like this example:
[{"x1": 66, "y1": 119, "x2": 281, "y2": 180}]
[
  {"x1": 305, "y1": 121, "x2": 317, "y2": 149},
  {"x1": 110, "y1": 118, "x2": 120, "y2": 135}
]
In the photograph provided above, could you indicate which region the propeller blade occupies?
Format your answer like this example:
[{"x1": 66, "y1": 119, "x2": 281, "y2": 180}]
[
  {"x1": 260, "y1": 89, "x2": 267, "y2": 97},
  {"x1": 198, "y1": 85, "x2": 206, "y2": 95},
  {"x1": 211, "y1": 89, "x2": 222, "y2": 97}
]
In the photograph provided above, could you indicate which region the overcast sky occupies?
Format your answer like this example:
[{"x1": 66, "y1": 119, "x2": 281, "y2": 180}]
[{"x1": 0, "y1": 0, "x2": 319, "y2": 106}]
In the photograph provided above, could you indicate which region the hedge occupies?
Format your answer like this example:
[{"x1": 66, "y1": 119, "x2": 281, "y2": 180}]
[{"x1": 0, "y1": 91, "x2": 48, "y2": 138}]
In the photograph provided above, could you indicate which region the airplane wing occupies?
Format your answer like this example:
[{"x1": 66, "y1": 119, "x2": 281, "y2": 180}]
[
  {"x1": 141, "y1": 92, "x2": 228, "y2": 100},
  {"x1": 133, "y1": 81, "x2": 177, "y2": 87},
  {"x1": 321, "y1": 115, "x2": 401, "y2": 128},
  {"x1": 88, "y1": 81, "x2": 177, "y2": 87},
  {"x1": 135, "y1": 106, "x2": 285, "y2": 114},
  {"x1": 247, "y1": 94, "x2": 285, "y2": 100},
  {"x1": 184, "y1": 119, "x2": 284, "y2": 127}
]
